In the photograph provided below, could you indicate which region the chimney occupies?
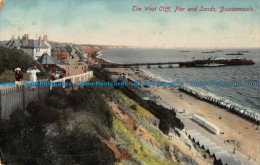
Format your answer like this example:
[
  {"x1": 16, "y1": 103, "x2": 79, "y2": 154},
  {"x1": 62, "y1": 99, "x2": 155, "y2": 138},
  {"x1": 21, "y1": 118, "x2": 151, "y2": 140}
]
[
  {"x1": 22, "y1": 35, "x2": 26, "y2": 46},
  {"x1": 22, "y1": 34, "x2": 29, "y2": 46},
  {"x1": 39, "y1": 36, "x2": 42, "y2": 46},
  {"x1": 43, "y1": 35, "x2": 48, "y2": 42}
]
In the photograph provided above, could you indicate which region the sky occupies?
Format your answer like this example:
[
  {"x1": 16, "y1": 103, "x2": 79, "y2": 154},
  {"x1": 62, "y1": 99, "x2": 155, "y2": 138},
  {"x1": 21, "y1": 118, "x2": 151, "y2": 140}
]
[{"x1": 0, "y1": 0, "x2": 260, "y2": 48}]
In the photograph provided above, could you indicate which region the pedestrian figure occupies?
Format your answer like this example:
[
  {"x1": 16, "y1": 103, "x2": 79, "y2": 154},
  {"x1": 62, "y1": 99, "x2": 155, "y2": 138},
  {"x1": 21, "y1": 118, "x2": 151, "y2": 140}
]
[
  {"x1": 15, "y1": 68, "x2": 23, "y2": 87},
  {"x1": 26, "y1": 65, "x2": 40, "y2": 88},
  {"x1": 50, "y1": 72, "x2": 56, "y2": 80},
  {"x1": 55, "y1": 71, "x2": 60, "y2": 79},
  {"x1": 60, "y1": 71, "x2": 66, "y2": 78},
  {"x1": 59, "y1": 71, "x2": 64, "y2": 79},
  {"x1": 84, "y1": 66, "x2": 87, "y2": 73}
]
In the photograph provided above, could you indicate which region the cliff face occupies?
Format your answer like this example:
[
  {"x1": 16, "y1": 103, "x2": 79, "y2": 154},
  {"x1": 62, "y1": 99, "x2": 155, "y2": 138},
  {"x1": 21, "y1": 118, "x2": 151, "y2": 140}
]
[
  {"x1": 0, "y1": 0, "x2": 6, "y2": 9},
  {"x1": 0, "y1": 76, "x2": 209, "y2": 164},
  {"x1": 61, "y1": 76, "x2": 208, "y2": 165}
]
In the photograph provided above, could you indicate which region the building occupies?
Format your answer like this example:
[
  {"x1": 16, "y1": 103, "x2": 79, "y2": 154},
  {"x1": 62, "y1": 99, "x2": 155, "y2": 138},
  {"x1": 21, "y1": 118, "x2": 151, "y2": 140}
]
[
  {"x1": 37, "y1": 52, "x2": 59, "y2": 74},
  {"x1": 52, "y1": 47, "x2": 68, "y2": 63},
  {"x1": 6, "y1": 34, "x2": 51, "y2": 60}
]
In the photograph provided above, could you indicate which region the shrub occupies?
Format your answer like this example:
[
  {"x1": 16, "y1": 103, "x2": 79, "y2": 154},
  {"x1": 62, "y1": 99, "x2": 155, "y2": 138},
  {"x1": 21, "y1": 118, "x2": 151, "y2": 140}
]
[
  {"x1": 26, "y1": 101, "x2": 45, "y2": 114},
  {"x1": 0, "y1": 109, "x2": 53, "y2": 164},
  {"x1": 46, "y1": 87, "x2": 69, "y2": 109},
  {"x1": 119, "y1": 85, "x2": 184, "y2": 134},
  {"x1": 130, "y1": 105, "x2": 137, "y2": 110},
  {"x1": 68, "y1": 90, "x2": 83, "y2": 106},
  {"x1": 0, "y1": 47, "x2": 46, "y2": 78},
  {"x1": 56, "y1": 129, "x2": 115, "y2": 165}
]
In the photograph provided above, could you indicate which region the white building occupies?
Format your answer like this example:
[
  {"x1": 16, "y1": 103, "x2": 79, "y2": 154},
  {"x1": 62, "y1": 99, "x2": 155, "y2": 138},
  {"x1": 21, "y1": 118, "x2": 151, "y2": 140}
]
[{"x1": 6, "y1": 34, "x2": 51, "y2": 60}]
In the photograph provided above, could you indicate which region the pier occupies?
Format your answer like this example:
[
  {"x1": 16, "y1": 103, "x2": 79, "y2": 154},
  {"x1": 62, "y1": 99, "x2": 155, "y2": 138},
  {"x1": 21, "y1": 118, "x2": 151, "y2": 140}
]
[
  {"x1": 101, "y1": 58, "x2": 255, "y2": 68},
  {"x1": 102, "y1": 62, "x2": 180, "y2": 68}
]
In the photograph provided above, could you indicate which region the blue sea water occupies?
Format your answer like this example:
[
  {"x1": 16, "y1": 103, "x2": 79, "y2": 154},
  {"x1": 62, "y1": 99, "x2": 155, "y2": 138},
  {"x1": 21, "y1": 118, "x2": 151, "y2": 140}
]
[{"x1": 98, "y1": 48, "x2": 260, "y2": 114}]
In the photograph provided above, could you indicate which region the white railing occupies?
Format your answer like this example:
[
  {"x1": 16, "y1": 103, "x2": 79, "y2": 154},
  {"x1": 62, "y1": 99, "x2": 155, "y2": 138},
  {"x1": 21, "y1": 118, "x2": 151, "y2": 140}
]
[{"x1": 50, "y1": 71, "x2": 93, "y2": 90}]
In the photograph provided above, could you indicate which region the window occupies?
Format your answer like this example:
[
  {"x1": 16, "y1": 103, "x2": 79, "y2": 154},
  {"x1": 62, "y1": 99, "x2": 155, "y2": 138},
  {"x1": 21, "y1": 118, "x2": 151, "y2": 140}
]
[{"x1": 36, "y1": 49, "x2": 40, "y2": 52}]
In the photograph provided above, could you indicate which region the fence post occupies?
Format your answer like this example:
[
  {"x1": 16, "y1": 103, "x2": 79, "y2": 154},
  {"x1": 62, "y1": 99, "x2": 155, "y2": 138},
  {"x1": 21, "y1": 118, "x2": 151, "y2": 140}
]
[
  {"x1": 38, "y1": 81, "x2": 40, "y2": 100},
  {"x1": 50, "y1": 81, "x2": 53, "y2": 90},
  {"x1": 22, "y1": 86, "x2": 26, "y2": 110},
  {"x1": 72, "y1": 78, "x2": 75, "y2": 89},
  {"x1": 0, "y1": 90, "x2": 2, "y2": 119},
  {"x1": 63, "y1": 78, "x2": 66, "y2": 88}
]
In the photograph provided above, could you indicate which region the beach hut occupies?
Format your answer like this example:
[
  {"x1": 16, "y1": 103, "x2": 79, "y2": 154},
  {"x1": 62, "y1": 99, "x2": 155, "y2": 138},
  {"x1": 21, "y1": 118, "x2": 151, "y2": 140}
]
[
  {"x1": 194, "y1": 136, "x2": 206, "y2": 143},
  {"x1": 209, "y1": 147, "x2": 222, "y2": 155},
  {"x1": 198, "y1": 139, "x2": 211, "y2": 148}
]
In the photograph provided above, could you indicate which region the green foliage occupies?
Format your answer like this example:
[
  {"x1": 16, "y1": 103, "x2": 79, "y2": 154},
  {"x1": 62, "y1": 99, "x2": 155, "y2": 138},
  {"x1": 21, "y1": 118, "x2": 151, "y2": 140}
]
[
  {"x1": 118, "y1": 86, "x2": 184, "y2": 134},
  {"x1": 26, "y1": 100, "x2": 45, "y2": 114},
  {"x1": 113, "y1": 117, "x2": 175, "y2": 165},
  {"x1": 0, "y1": 109, "x2": 53, "y2": 165},
  {"x1": 72, "y1": 86, "x2": 113, "y2": 139},
  {"x1": 26, "y1": 101, "x2": 60, "y2": 133},
  {"x1": 93, "y1": 67, "x2": 184, "y2": 134},
  {"x1": 55, "y1": 129, "x2": 115, "y2": 165},
  {"x1": 82, "y1": 86, "x2": 113, "y2": 129},
  {"x1": 113, "y1": 91, "x2": 169, "y2": 148},
  {"x1": 0, "y1": 47, "x2": 46, "y2": 78},
  {"x1": 46, "y1": 87, "x2": 69, "y2": 109},
  {"x1": 67, "y1": 90, "x2": 83, "y2": 107}
]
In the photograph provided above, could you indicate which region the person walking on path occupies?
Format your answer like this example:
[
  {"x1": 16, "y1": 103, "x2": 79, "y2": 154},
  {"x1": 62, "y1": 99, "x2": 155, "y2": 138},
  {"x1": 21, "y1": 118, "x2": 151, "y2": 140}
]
[
  {"x1": 26, "y1": 64, "x2": 40, "y2": 88},
  {"x1": 59, "y1": 71, "x2": 66, "y2": 79},
  {"x1": 15, "y1": 68, "x2": 23, "y2": 87},
  {"x1": 50, "y1": 72, "x2": 56, "y2": 81},
  {"x1": 55, "y1": 71, "x2": 60, "y2": 79}
]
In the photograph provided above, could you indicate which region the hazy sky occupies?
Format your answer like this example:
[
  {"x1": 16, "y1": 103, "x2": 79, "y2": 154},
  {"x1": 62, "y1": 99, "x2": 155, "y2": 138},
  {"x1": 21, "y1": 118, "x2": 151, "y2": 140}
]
[{"x1": 0, "y1": 0, "x2": 259, "y2": 48}]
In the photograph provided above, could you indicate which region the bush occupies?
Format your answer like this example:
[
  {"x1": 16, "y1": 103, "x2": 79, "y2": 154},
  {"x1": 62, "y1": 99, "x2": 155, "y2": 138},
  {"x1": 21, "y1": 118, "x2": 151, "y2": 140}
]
[
  {"x1": 56, "y1": 129, "x2": 115, "y2": 165},
  {"x1": 119, "y1": 85, "x2": 184, "y2": 134},
  {"x1": 46, "y1": 87, "x2": 69, "y2": 109},
  {"x1": 0, "y1": 47, "x2": 46, "y2": 78},
  {"x1": 68, "y1": 90, "x2": 83, "y2": 106},
  {"x1": 26, "y1": 101, "x2": 45, "y2": 114},
  {"x1": 0, "y1": 109, "x2": 53, "y2": 164}
]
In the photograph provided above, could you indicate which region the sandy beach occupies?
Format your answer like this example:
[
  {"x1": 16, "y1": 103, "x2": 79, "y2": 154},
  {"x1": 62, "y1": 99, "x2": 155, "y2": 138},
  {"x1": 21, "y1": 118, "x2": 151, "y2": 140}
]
[{"x1": 107, "y1": 67, "x2": 260, "y2": 164}]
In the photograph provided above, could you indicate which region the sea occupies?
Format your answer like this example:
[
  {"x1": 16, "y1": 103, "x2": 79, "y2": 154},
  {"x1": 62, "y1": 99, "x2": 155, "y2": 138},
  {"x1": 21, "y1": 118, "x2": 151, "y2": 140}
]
[{"x1": 97, "y1": 48, "x2": 260, "y2": 114}]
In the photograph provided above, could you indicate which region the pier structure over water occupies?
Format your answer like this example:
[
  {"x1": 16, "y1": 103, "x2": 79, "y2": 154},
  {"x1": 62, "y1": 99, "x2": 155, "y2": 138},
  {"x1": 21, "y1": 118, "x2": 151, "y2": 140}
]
[{"x1": 101, "y1": 58, "x2": 255, "y2": 68}]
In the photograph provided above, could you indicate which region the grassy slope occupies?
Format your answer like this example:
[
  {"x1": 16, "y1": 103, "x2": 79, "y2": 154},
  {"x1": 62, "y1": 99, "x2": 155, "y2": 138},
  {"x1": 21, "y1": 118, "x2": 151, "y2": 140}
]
[{"x1": 68, "y1": 80, "x2": 180, "y2": 164}]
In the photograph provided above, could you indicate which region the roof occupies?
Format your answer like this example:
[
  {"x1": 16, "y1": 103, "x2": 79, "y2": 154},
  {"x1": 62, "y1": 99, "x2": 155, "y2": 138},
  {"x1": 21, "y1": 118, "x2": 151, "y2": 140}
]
[
  {"x1": 52, "y1": 47, "x2": 67, "y2": 52},
  {"x1": 186, "y1": 130, "x2": 242, "y2": 165},
  {"x1": 7, "y1": 39, "x2": 50, "y2": 49},
  {"x1": 198, "y1": 139, "x2": 211, "y2": 147},
  {"x1": 33, "y1": 40, "x2": 49, "y2": 48},
  {"x1": 37, "y1": 53, "x2": 59, "y2": 65},
  {"x1": 208, "y1": 147, "x2": 222, "y2": 155},
  {"x1": 110, "y1": 75, "x2": 119, "y2": 79},
  {"x1": 194, "y1": 136, "x2": 207, "y2": 143}
]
